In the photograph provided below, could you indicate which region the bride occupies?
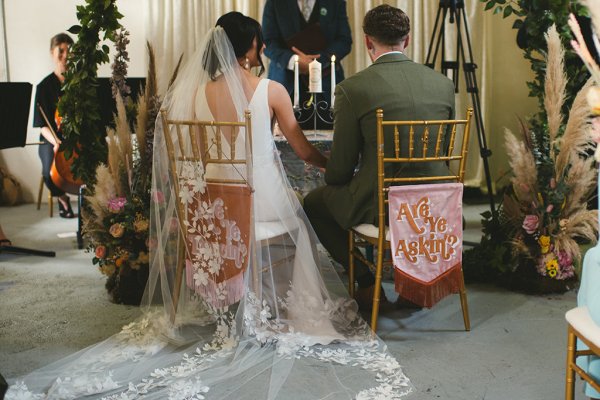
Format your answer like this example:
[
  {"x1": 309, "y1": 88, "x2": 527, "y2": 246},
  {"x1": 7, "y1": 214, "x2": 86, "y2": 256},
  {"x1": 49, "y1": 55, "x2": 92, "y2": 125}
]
[{"x1": 7, "y1": 12, "x2": 413, "y2": 400}]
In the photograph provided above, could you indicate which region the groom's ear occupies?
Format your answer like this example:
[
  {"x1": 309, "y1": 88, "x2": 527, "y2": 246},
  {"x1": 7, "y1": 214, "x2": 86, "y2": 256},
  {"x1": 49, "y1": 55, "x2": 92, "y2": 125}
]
[
  {"x1": 364, "y1": 35, "x2": 374, "y2": 52},
  {"x1": 403, "y1": 34, "x2": 410, "y2": 50}
]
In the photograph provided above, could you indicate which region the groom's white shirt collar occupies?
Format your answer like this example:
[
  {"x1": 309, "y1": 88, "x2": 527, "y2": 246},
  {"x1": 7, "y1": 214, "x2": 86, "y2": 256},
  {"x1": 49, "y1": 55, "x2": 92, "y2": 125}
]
[{"x1": 375, "y1": 51, "x2": 404, "y2": 62}]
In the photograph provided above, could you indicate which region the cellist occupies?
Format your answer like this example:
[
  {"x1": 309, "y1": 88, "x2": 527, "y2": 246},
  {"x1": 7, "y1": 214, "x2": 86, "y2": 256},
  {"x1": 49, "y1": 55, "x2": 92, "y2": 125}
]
[{"x1": 33, "y1": 33, "x2": 74, "y2": 218}]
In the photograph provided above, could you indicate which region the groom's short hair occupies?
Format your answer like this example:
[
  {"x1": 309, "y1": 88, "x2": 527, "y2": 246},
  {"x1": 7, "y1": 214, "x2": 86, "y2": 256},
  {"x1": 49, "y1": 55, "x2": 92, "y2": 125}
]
[{"x1": 363, "y1": 4, "x2": 410, "y2": 46}]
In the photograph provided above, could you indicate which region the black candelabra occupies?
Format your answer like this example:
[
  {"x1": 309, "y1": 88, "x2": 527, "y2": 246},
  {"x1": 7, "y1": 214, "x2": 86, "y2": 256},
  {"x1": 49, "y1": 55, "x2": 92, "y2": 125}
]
[{"x1": 293, "y1": 92, "x2": 333, "y2": 131}]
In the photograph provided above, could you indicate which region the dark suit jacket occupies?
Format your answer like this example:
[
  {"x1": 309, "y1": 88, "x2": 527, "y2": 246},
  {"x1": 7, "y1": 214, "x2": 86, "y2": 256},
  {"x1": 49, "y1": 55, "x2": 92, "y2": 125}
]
[
  {"x1": 262, "y1": 0, "x2": 352, "y2": 97},
  {"x1": 323, "y1": 52, "x2": 456, "y2": 229}
]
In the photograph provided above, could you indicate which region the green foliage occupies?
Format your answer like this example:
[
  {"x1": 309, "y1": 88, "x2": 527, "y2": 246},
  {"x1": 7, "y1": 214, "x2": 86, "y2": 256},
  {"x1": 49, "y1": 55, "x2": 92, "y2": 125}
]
[
  {"x1": 479, "y1": 0, "x2": 589, "y2": 125},
  {"x1": 463, "y1": 206, "x2": 516, "y2": 282},
  {"x1": 58, "y1": 0, "x2": 123, "y2": 185}
]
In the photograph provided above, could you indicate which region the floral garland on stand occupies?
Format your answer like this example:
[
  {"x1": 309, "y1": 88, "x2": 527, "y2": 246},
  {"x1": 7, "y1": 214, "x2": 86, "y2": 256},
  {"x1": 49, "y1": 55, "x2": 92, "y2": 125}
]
[
  {"x1": 82, "y1": 37, "x2": 164, "y2": 305},
  {"x1": 464, "y1": 24, "x2": 598, "y2": 293}
]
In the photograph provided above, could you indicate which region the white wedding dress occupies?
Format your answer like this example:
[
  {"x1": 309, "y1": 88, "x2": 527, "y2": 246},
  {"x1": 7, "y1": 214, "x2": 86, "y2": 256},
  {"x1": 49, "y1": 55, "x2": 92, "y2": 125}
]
[{"x1": 6, "y1": 27, "x2": 413, "y2": 400}]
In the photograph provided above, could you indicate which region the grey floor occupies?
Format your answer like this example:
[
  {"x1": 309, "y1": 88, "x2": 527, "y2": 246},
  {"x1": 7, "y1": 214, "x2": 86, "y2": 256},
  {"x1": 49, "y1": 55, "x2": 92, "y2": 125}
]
[{"x1": 0, "y1": 201, "x2": 586, "y2": 399}]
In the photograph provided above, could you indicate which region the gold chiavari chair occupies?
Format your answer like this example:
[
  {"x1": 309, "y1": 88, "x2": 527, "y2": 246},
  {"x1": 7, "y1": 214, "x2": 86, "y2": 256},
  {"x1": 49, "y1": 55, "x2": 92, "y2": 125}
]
[
  {"x1": 348, "y1": 108, "x2": 473, "y2": 332},
  {"x1": 160, "y1": 109, "x2": 254, "y2": 322}
]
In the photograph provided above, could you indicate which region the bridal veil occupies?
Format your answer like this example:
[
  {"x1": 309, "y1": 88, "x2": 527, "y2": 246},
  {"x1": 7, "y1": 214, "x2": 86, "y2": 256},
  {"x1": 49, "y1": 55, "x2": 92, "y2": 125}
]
[{"x1": 7, "y1": 24, "x2": 413, "y2": 400}]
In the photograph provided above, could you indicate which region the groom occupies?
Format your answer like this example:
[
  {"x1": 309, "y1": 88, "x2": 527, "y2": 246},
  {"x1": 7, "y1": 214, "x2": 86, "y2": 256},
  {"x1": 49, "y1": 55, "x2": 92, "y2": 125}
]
[{"x1": 304, "y1": 4, "x2": 456, "y2": 309}]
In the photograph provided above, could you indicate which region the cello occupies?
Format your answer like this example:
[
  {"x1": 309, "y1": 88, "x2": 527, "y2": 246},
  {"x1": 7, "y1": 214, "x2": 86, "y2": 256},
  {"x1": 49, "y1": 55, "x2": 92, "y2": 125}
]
[{"x1": 37, "y1": 104, "x2": 83, "y2": 195}]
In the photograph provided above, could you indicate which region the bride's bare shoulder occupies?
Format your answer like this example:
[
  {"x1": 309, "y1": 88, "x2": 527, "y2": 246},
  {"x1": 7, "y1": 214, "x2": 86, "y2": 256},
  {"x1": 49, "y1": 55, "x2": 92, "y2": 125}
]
[{"x1": 267, "y1": 80, "x2": 289, "y2": 101}]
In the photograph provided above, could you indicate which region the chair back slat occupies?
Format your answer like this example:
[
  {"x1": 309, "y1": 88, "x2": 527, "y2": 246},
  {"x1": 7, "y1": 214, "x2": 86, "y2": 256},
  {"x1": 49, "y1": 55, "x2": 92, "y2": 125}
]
[
  {"x1": 421, "y1": 124, "x2": 430, "y2": 158},
  {"x1": 175, "y1": 124, "x2": 185, "y2": 158},
  {"x1": 215, "y1": 126, "x2": 223, "y2": 161},
  {"x1": 408, "y1": 125, "x2": 415, "y2": 159},
  {"x1": 434, "y1": 123, "x2": 444, "y2": 157},
  {"x1": 394, "y1": 125, "x2": 400, "y2": 158},
  {"x1": 447, "y1": 123, "x2": 458, "y2": 159}
]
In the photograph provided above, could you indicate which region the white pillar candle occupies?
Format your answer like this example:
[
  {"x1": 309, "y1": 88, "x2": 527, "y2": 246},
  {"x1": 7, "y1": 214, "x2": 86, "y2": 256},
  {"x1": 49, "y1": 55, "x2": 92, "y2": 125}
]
[
  {"x1": 330, "y1": 55, "x2": 336, "y2": 108},
  {"x1": 293, "y1": 55, "x2": 299, "y2": 108},
  {"x1": 308, "y1": 58, "x2": 322, "y2": 93}
]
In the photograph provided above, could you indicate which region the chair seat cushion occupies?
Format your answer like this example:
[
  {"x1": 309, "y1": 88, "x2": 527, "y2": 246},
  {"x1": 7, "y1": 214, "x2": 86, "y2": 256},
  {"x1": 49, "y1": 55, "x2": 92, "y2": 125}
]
[
  {"x1": 256, "y1": 221, "x2": 290, "y2": 241},
  {"x1": 352, "y1": 224, "x2": 390, "y2": 241},
  {"x1": 566, "y1": 307, "x2": 600, "y2": 349}
]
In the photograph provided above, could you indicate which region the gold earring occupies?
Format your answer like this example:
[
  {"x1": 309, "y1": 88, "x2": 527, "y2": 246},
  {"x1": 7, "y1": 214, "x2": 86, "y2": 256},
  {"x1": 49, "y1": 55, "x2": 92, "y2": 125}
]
[{"x1": 244, "y1": 57, "x2": 250, "y2": 70}]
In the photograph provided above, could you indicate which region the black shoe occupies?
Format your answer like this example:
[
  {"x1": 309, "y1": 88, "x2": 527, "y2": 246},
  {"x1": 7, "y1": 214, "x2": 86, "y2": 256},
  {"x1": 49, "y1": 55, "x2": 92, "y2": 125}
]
[
  {"x1": 395, "y1": 296, "x2": 423, "y2": 310},
  {"x1": 58, "y1": 198, "x2": 75, "y2": 218},
  {"x1": 354, "y1": 285, "x2": 393, "y2": 313}
]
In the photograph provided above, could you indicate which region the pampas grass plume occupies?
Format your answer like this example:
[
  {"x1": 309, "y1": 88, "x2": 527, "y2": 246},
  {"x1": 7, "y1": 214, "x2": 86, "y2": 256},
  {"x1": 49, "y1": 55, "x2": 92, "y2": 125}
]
[{"x1": 544, "y1": 24, "x2": 566, "y2": 145}]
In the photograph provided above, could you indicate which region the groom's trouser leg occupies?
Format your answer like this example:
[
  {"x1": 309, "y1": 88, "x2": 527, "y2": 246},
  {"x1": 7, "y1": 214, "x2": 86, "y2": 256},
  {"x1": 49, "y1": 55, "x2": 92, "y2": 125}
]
[{"x1": 304, "y1": 186, "x2": 375, "y2": 288}]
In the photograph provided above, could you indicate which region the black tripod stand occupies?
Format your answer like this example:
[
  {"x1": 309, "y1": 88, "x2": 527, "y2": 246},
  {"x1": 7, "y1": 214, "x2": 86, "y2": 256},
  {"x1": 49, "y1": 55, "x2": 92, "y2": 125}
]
[{"x1": 425, "y1": 0, "x2": 497, "y2": 221}]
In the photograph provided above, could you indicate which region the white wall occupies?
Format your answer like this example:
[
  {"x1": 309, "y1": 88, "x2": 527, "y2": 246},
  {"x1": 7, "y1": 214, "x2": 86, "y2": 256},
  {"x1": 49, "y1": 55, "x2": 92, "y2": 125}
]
[{"x1": 0, "y1": 0, "x2": 147, "y2": 204}]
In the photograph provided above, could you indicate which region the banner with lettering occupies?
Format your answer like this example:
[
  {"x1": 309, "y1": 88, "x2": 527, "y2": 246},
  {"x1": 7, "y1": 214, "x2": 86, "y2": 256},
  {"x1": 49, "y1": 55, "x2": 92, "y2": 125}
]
[
  {"x1": 388, "y1": 183, "x2": 463, "y2": 307},
  {"x1": 183, "y1": 182, "x2": 252, "y2": 308}
]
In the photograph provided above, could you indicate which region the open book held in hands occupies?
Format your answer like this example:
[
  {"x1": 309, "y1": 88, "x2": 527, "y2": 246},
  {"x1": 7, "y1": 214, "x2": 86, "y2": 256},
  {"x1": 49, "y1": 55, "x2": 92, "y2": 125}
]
[{"x1": 285, "y1": 22, "x2": 327, "y2": 55}]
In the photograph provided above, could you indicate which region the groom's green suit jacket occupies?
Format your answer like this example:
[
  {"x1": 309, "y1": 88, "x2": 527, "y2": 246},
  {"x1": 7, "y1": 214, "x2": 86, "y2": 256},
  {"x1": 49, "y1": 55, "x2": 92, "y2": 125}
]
[{"x1": 323, "y1": 52, "x2": 456, "y2": 229}]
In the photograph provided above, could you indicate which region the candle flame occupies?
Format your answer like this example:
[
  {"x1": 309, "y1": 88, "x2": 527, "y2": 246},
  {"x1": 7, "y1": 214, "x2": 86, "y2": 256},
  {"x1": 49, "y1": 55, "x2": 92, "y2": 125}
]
[
  {"x1": 294, "y1": 55, "x2": 299, "y2": 62},
  {"x1": 331, "y1": 55, "x2": 336, "y2": 62}
]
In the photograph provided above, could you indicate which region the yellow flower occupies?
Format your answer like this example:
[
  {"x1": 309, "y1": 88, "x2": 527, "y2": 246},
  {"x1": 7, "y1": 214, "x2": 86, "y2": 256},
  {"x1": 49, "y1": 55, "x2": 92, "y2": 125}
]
[
  {"x1": 137, "y1": 251, "x2": 149, "y2": 264},
  {"x1": 100, "y1": 264, "x2": 116, "y2": 276},
  {"x1": 548, "y1": 269, "x2": 557, "y2": 278},
  {"x1": 539, "y1": 235, "x2": 551, "y2": 254},
  {"x1": 538, "y1": 235, "x2": 551, "y2": 248},
  {"x1": 546, "y1": 258, "x2": 559, "y2": 271},
  {"x1": 133, "y1": 218, "x2": 149, "y2": 233},
  {"x1": 109, "y1": 223, "x2": 125, "y2": 238}
]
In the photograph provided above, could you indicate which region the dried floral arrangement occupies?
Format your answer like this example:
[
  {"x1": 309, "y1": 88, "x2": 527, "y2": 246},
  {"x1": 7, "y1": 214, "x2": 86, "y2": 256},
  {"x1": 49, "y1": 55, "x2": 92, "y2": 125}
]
[
  {"x1": 82, "y1": 35, "x2": 181, "y2": 305},
  {"x1": 464, "y1": 24, "x2": 598, "y2": 292}
]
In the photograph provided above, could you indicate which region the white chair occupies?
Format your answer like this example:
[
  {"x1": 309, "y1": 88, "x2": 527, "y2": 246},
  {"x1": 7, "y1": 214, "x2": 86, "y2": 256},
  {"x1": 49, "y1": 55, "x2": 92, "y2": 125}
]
[{"x1": 565, "y1": 306, "x2": 600, "y2": 399}]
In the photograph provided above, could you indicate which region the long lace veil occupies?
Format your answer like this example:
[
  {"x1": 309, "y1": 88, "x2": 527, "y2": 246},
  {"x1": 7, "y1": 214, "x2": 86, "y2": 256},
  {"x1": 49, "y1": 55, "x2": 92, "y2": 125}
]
[{"x1": 6, "y1": 27, "x2": 413, "y2": 400}]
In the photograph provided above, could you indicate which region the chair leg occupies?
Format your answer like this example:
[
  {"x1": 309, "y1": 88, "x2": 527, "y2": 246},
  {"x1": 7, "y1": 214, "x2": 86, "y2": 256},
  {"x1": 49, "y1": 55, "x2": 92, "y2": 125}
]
[
  {"x1": 48, "y1": 193, "x2": 53, "y2": 218},
  {"x1": 170, "y1": 239, "x2": 186, "y2": 324},
  {"x1": 370, "y1": 247, "x2": 385, "y2": 332},
  {"x1": 348, "y1": 230, "x2": 355, "y2": 297},
  {"x1": 565, "y1": 326, "x2": 576, "y2": 400},
  {"x1": 37, "y1": 177, "x2": 44, "y2": 210},
  {"x1": 458, "y1": 266, "x2": 470, "y2": 331}
]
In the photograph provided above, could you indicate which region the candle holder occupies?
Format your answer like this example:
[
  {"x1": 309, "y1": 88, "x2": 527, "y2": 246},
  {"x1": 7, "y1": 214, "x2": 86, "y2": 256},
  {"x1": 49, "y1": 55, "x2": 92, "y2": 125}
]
[{"x1": 293, "y1": 92, "x2": 333, "y2": 132}]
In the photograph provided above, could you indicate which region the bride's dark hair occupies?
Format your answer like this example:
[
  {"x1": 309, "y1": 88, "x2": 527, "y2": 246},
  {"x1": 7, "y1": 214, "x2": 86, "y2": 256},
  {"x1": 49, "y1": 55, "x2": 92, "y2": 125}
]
[{"x1": 204, "y1": 12, "x2": 265, "y2": 80}]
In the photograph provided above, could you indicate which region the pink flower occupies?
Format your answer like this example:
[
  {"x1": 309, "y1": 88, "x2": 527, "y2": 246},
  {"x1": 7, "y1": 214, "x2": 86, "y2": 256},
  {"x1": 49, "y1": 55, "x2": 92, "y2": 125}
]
[
  {"x1": 152, "y1": 190, "x2": 165, "y2": 205},
  {"x1": 557, "y1": 250, "x2": 573, "y2": 268},
  {"x1": 147, "y1": 237, "x2": 158, "y2": 250},
  {"x1": 95, "y1": 245, "x2": 106, "y2": 258},
  {"x1": 522, "y1": 215, "x2": 539, "y2": 235},
  {"x1": 107, "y1": 197, "x2": 127, "y2": 213},
  {"x1": 546, "y1": 204, "x2": 554, "y2": 213}
]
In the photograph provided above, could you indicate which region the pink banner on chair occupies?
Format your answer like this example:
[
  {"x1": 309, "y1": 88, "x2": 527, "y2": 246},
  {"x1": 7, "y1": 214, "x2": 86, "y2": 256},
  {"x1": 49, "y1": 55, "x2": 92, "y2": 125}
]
[{"x1": 388, "y1": 183, "x2": 463, "y2": 308}]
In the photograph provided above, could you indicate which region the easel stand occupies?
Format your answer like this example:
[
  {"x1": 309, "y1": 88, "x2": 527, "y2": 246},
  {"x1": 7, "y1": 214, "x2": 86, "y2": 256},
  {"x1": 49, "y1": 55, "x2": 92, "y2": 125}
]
[{"x1": 426, "y1": 0, "x2": 497, "y2": 222}]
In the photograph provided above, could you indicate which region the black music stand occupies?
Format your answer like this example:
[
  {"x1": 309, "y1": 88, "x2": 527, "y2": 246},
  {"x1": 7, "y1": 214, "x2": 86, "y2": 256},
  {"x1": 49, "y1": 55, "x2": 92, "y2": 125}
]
[{"x1": 0, "y1": 82, "x2": 55, "y2": 257}]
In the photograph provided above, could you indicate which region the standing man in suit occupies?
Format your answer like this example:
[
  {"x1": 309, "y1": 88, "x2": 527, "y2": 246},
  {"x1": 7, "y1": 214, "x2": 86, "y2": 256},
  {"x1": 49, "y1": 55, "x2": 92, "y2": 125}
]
[
  {"x1": 304, "y1": 4, "x2": 455, "y2": 309},
  {"x1": 262, "y1": 0, "x2": 352, "y2": 128}
]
